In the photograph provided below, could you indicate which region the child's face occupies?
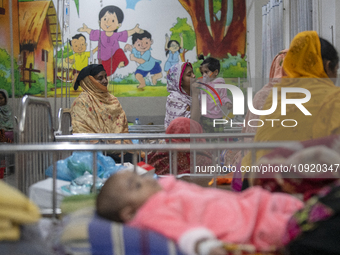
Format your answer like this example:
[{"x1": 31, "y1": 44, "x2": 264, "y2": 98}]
[
  {"x1": 100, "y1": 11, "x2": 121, "y2": 32},
  {"x1": 169, "y1": 41, "x2": 180, "y2": 52},
  {"x1": 134, "y1": 38, "x2": 152, "y2": 53},
  {"x1": 0, "y1": 93, "x2": 6, "y2": 106},
  {"x1": 71, "y1": 37, "x2": 87, "y2": 53},
  {"x1": 200, "y1": 64, "x2": 217, "y2": 80},
  {"x1": 181, "y1": 65, "x2": 195, "y2": 94},
  {"x1": 114, "y1": 171, "x2": 162, "y2": 211}
]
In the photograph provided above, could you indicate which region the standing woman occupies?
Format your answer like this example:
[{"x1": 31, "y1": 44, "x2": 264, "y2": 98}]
[
  {"x1": 71, "y1": 64, "x2": 133, "y2": 162},
  {"x1": 164, "y1": 62, "x2": 200, "y2": 129},
  {"x1": 0, "y1": 89, "x2": 14, "y2": 143}
]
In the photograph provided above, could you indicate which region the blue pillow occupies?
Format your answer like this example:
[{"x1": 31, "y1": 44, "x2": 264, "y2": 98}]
[{"x1": 89, "y1": 214, "x2": 183, "y2": 255}]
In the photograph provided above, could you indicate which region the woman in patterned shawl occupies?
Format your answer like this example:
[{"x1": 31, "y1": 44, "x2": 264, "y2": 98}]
[
  {"x1": 71, "y1": 64, "x2": 132, "y2": 162},
  {"x1": 164, "y1": 62, "x2": 200, "y2": 129}
]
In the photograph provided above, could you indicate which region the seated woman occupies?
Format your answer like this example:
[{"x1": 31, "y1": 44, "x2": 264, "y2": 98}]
[
  {"x1": 164, "y1": 62, "x2": 200, "y2": 129},
  {"x1": 0, "y1": 89, "x2": 14, "y2": 143},
  {"x1": 242, "y1": 31, "x2": 340, "y2": 166},
  {"x1": 147, "y1": 117, "x2": 211, "y2": 175},
  {"x1": 71, "y1": 64, "x2": 132, "y2": 163},
  {"x1": 241, "y1": 31, "x2": 340, "y2": 192}
]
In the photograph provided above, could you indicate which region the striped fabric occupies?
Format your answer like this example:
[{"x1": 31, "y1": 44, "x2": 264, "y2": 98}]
[
  {"x1": 89, "y1": 214, "x2": 182, "y2": 255},
  {"x1": 60, "y1": 207, "x2": 182, "y2": 255}
]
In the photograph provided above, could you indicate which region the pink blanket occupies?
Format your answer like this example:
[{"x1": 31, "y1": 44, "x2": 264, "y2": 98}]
[{"x1": 129, "y1": 177, "x2": 303, "y2": 253}]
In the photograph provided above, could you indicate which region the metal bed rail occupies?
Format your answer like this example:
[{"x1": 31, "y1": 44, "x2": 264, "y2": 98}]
[
  {"x1": 0, "y1": 141, "x2": 302, "y2": 218},
  {"x1": 128, "y1": 125, "x2": 165, "y2": 133},
  {"x1": 55, "y1": 108, "x2": 72, "y2": 136},
  {"x1": 55, "y1": 132, "x2": 256, "y2": 164}
]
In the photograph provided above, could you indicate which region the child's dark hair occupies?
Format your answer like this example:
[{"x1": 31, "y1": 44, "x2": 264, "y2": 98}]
[
  {"x1": 69, "y1": 34, "x2": 86, "y2": 46},
  {"x1": 0, "y1": 91, "x2": 7, "y2": 104},
  {"x1": 198, "y1": 55, "x2": 220, "y2": 74},
  {"x1": 166, "y1": 40, "x2": 180, "y2": 57},
  {"x1": 99, "y1": 6, "x2": 124, "y2": 32},
  {"x1": 132, "y1": 30, "x2": 151, "y2": 44},
  {"x1": 96, "y1": 174, "x2": 125, "y2": 223},
  {"x1": 320, "y1": 37, "x2": 339, "y2": 71}
]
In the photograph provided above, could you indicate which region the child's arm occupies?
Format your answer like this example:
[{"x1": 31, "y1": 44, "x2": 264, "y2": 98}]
[
  {"x1": 124, "y1": 44, "x2": 133, "y2": 52},
  {"x1": 179, "y1": 33, "x2": 184, "y2": 48},
  {"x1": 165, "y1": 33, "x2": 170, "y2": 50},
  {"x1": 65, "y1": 56, "x2": 75, "y2": 64},
  {"x1": 92, "y1": 46, "x2": 98, "y2": 54},
  {"x1": 127, "y1": 24, "x2": 143, "y2": 37},
  {"x1": 78, "y1": 23, "x2": 92, "y2": 35},
  {"x1": 130, "y1": 48, "x2": 149, "y2": 65}
]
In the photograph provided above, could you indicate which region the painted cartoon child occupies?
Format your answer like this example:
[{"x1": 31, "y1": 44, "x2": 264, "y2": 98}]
[
  {"x1": 66, "y1": 34, "x2": 98, "y2": 73},
  {"x1": 164, "y1": 33, "x2": 183, "y2": 72},
  {"x1": 78, "y1": 5, "x2": 143, "y2": 76},
  {"x1": 124, "y1": 30, "x2": 162, "y2": 89}
]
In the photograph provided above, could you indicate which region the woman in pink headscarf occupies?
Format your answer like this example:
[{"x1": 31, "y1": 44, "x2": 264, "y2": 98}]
[
  {"x1": 164, "y1": 62, "x2": 200, "y2": 129},
  {"x1": 148, "y1": 117, "x2": 211, "y2": 175}
]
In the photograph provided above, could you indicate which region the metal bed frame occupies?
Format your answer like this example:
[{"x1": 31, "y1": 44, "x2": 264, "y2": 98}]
[{"x1": 0, "y1": 141, "x2": 301, "y2": 217}]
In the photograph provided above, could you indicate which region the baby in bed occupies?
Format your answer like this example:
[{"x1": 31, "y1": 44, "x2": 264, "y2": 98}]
[{"x1": 96, "y1": 171, "x2": 303, "y2": 255}]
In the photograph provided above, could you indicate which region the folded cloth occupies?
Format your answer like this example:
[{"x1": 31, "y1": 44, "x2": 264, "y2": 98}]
[{"x1": 0, "y1": 180, "x2": 40, "y2": 240}]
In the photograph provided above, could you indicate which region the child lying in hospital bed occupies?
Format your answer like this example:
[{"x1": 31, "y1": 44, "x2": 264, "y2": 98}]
[{"x1": 96, "y1": 171, "x2": 303, "y2": 255}]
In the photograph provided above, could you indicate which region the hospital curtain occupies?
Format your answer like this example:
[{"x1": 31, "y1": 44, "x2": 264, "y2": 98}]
[
  {"x1": 262, "y1": 0, "x2": 316, "y2": 80},
  {"x1": 262, "y1": 0, "x2": 284, "y2": 79}
]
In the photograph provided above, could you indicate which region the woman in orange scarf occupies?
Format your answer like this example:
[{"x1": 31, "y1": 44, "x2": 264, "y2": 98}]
[
  {"x1": 71, "y1": 64, "x2": 132, "y2": 162},
  {"x1": 242, "y1": 31, "x2": 340, "y2": 167}
]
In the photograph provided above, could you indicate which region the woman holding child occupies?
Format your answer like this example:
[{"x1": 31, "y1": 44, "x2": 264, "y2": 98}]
[{"x1": 164, "y1": 62, "x2": 201, "y2": 129}]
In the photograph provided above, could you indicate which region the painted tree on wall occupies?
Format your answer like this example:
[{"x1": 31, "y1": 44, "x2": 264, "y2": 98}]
[
  {"x1": 169, "y1": 18, "x2": 196, "y2": 62},
  {"x1": 178, "y1": 0, "x2": 246, "y2": 59}
]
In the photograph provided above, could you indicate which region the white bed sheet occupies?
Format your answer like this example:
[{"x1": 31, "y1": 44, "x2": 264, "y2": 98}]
[{"x1": 29, "y1": 163, "x2": 153, "y2": 210}]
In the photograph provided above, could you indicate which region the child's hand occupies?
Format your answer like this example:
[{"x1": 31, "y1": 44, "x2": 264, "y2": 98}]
[
  {"x1": 124, "y1": 44, "x2": 133, "y2": 52},
  {"x1": 208, "y1": 247, "x2": 226, "y2": 255},
  {"x1": 226, "y1": 102, "x2": 233, "y2": 110},
  {"x1": 78, "y1": 23, "x2": 91, "y2": 34},
  {"x1": 130, "y1": 53, "x2": 136, "y2": 61},
  {"x1": 191, "y1": 81, "x2": 200, "y2": 95},
  {"x1": 196, "y1": 239, "x2": 225, "y2": 255},
  {"x1": 134, "y1": 24, "x2": 144, "y2": 34}
]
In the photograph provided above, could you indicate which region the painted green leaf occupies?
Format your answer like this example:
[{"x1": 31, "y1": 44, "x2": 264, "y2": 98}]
[{"x1": 73, "y1": 0, "x2": 79, "y2": 16}]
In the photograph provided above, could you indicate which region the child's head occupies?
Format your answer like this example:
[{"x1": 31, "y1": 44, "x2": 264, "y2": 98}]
[
  {"x1": 166, "y1": 40, "x2": 181, "y2": 56},
  {"x1": 96, "y1": 171, "x2": 162, "y2": 223},
  {"x1": 132, "y1": 30, "x2": 153, "y2": 53},
  {"x1": 99, "y1": 5, "x2": 124, "y2": 32},
  {"x1": 199, "y1": 56, "x2": 220, "y2": 79},
  {"x1": 69, "y1": 34, "x2": 87, "y2": 53},
  {"x1": 0, "y1": 90, "x2": 7, "y2": 106}
]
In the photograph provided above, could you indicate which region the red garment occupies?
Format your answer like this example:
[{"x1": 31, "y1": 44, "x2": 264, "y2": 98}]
[
  {"x1": 147, "y1": 117, "x2": 211, "y2": 175},
  {"x1": 101, "y1": 48, "x2": 129, "y2": 76},
  {"x1": 0, "y1": 129, "x2": 12, "y2": 143}
]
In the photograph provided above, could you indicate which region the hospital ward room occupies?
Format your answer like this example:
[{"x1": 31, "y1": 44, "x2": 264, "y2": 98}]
[{"x1": 1, "y1": 0, "x2": 340, "y2": 254}]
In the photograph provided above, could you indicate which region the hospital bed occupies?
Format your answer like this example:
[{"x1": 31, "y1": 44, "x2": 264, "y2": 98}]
[{"x1": 1, "y1": 95, "x2": 296, "y2": 254}]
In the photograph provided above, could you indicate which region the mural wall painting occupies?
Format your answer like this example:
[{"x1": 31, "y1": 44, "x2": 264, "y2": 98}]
[{"x1": 0, "y1": 0, "x2": 247, "y2": 98}]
